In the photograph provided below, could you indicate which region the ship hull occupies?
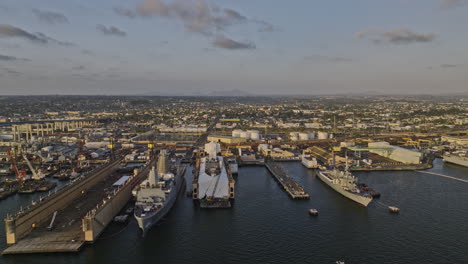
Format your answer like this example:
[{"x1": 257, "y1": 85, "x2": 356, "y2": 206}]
[
  {"x1": 135, "y1": 167, "x2": 185, "y2": 233},
  {"x1": 443, "y1": 155, "x2": 468, "y2": 168},
  {"x1": 317, "y1": 171, "x2": 372, "y2": 207}
]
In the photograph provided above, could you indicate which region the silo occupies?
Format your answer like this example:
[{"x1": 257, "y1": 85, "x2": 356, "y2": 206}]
[
  {"x1": 298, "y1": 133, "x2": 309, "y2": 141},
  {"x1": 232, "y1": 129, "x2": 242, "y2": 138},
  {"x1": 249, "y1": 130, "x2": 260, "y2": 140},
  {"x1": 317, "y1": 132, "x2": 328, "y2": 140},
  {"x1": 240, "y1": 131, "x2": 250, "y2": 139},
  {"x1": 308, "y1": 132, "x2": 315, "y2": 139}
]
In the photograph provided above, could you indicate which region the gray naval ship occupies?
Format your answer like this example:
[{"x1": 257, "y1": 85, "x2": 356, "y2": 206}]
[
  {"x1": 317, "y1": 168, "x2": 373, "y2": 207},
  {"x1": 134, "y1": 150, "x2": 185, "y2": 233}
]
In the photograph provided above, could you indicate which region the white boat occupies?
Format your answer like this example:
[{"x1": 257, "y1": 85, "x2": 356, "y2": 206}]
[
  {"x1": 301, "y1": 151, "x2": 319, "y2": 169},
  {"x1": 227, "y1": 157, "x2": 238, "y2": 174},
  {"x1": 443, "y1": 152, "x2": 468, "y2": 167},
  {"x1": 317, "y1": 169, "x2": 372, "y2": 207}
]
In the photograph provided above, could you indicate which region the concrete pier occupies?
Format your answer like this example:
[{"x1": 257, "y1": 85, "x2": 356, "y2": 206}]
[
  {"x1": 265, "y1": 161, "x2": 310, "y2": 200},
  {"x1": 2, "y1": 156, "x2": 124, "y2": 255}
]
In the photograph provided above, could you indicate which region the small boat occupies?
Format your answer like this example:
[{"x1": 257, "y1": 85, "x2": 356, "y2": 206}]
[
  {"x1": 114, "y1": 215, "x2": 129, "y2": 223},
  {"x1": 308, "y1": 209, "x2": 318, "y2": 216},
  {"x1": 388, "y1": 206, "x2": 400, "y2": 214}
]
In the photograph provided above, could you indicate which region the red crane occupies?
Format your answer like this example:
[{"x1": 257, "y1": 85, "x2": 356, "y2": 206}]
[{"x1": 7, "y1": 150, "x2": 26, "y2": 183}]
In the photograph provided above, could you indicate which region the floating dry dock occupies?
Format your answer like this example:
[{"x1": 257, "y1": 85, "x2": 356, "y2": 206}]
[
  {"x1": 2, "y1": 155, "x2": 156, "y2": 255},
  {"x1": 265, "y1": 161, "x2": 309, "y2": 200}
]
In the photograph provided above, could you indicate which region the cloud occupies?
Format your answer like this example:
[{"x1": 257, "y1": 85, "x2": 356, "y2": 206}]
[
  {"x1": 440, "y1": 0, "x2": 468, "y2": 9},
  {"x1": 135, "y1": 0, "x2": 247, "y2": 35},
  {"x1": 304, "y1": 55, "x2": 354, "y2": 63},
  {"x1": 440, "y1": 64, "x2": 458, "y2": 68},
  {"x1": 0, "y1": 54, "x2": 30, "y2": 61},
  {"x1": 113, "y1": 6, "x2": 137, "y2": 18},
  {"x1": 32, "y1": 9, "x2": 69, "y2": 24},
  {"x1": 0, "y1": 24, "x2": 73, "y2": 46},
  {"x1": 72, "y1": 65, "x2": 85, "y2": 70},
  {"x1": 223, "y1": 8, "x2": 247, "y2": 22},
  {"x1": 252, "y1": 19, "x2": 279, "y2": 32},
  {"x1": 1, "y1": 67, "x2": 21, "y2": 75},
  {"x1": 357, "y1": 28, "x2": 435, "y2": 45},
  {"x1": 213, "y1": 35, "x2": 255, "y2": 50},
  {"x1": 81, "y1": 49, "x2": 95, "y2": 56},
  {"x1": 96, "y1": 25, "x2": 127, "y2": 37}
]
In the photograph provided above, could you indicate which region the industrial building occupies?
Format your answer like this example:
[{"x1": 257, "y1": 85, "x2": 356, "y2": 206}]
[{"x1": 368, "y1": 142, "x2": 422, "y2": 164}]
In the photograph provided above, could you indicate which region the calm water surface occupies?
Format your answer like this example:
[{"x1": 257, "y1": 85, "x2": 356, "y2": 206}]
[{"x1": 1, "y1": 158, "x2": 467, "y2": 264}]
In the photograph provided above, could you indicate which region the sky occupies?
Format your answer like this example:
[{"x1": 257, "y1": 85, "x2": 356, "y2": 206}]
[{"x1": 0, "y1": 0, "x2": 467, "y2": 95}]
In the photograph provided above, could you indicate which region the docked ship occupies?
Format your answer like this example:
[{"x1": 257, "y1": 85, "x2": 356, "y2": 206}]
[
  {"x1": 301, "y1": 150, "x2": 319, "y2": 169},
  {"x1": 192, "y1": 141, "x2": 235, "y2": 208},
  {"x1": 134, "y1": 150, "x2": 185, "y2": 233},
  {"x1": 443, "y1": 151, "x2": 468, "y2": 167},
  {"x1": 226, "y1": 157, "x2": 238, "y2": 175},
  {"x1": 316, "y1": 168, "x2": 373, "y2": 207}
]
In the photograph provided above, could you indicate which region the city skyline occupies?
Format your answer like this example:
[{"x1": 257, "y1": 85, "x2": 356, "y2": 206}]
[{"x1": 1, "y1": 0, "x2": 467, "y2": 95}]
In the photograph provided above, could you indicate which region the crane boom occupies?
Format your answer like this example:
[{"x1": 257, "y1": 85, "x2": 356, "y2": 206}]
[
  {"x1": 23, "y1": 154, "x2": 39, "y2": 179},
  {"x1": 8, "y1": 150, "x2": 25, "y2": 183}
]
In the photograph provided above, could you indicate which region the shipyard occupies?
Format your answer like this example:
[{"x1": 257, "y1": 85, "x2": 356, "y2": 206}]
[{"x1": 0, "y1": 95, "x2": 465, "y2": 263}]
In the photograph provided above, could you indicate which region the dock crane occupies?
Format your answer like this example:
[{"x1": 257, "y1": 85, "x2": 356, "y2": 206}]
[
  {"x1": 23, "y1": 153, "x2": 45, "y2": 180},
  {"x1": 7, "y1": 150, "x2": 26, "y2": 183}
]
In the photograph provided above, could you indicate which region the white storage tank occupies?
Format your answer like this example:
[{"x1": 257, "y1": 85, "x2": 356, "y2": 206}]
[
  {"x1": 299, "y1": 133, "x2": 309, "y2": 141},
  {"x1": 317, "y1": 132, "x2": 328, "y2": 140},
  {"x1": 240, "y1": 131, "x2": 250, "y2": 139},
  {"x1": 289, "y1": 132, "x2": 299, "y2": 137},
  {"x1": 232, "y1": 129, "x2": 243, "y2": 138},
  {"x1": 248, "y1": 130, "x2": 260, "y2": 140}
]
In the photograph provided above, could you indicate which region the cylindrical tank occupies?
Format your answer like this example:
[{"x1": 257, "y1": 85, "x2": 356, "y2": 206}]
[
  {"x1": 298, "y1": 133, "x2": 309, "y2": 141},
  {"x1": 289, "y1": 132, "x2": 299, "y2": 137},
  {"x1": 240, "y1": 131, "x2": 250, "y2": 139},
  {"x1": 308, "y1": 132, "x2": 315, "y2": 139},
  {"x1": 317, "y1": 132, "x2": 328, "y2": 140},
  {"x1": 248, "y1": 130, "x2": 260, "y2": 140},
  {"x1": 232, "y1": 129, "x2": 242, "y2": 138},
  {"x1": 329, "y1": 133, "x2": 334, "y2": 139}
]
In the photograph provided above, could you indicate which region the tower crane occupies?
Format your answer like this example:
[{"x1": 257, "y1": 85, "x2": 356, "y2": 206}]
[{"x1": 7, "y1": 150, "x2": 26, "y2": 183}]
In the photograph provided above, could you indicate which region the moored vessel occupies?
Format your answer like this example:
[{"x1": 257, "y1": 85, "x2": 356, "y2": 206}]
[
  {"x1": 443, "y1": 151, "x2": 468, "y2": 167},
  {"x1": 301, "y1": 150, "x2": 319, "y2": 169},
  {"x1": 316, "y1": 168, "x2": 373, "y2": 207},
  {"x1": 134, "y1": 150, "x2": 185, "y2": 233}
]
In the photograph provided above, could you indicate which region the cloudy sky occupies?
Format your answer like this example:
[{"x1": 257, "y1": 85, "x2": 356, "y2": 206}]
[{"x1": 0, "y1": 0, "x2": 467, "y2": 95}]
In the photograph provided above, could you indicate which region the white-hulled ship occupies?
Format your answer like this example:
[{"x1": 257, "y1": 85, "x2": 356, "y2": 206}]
[
  {"x1": 192, "y1": 141, "x2": 235, "y2": 208},
  {"x1": 317, "y1": 168, "x2": 373, "y2": 207},
  {"x1": 301, "y1": 150, "x2": 319, "y2": 169},
  {"x1": 227, "y1": 157, "x2": 238, "y2": 174},
  {"x1": 443, "y1": 151, "x2": 468, "y2": 167},
  {"x1": 134, "y1": 150, "x2": 185, "y2": 233}
]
